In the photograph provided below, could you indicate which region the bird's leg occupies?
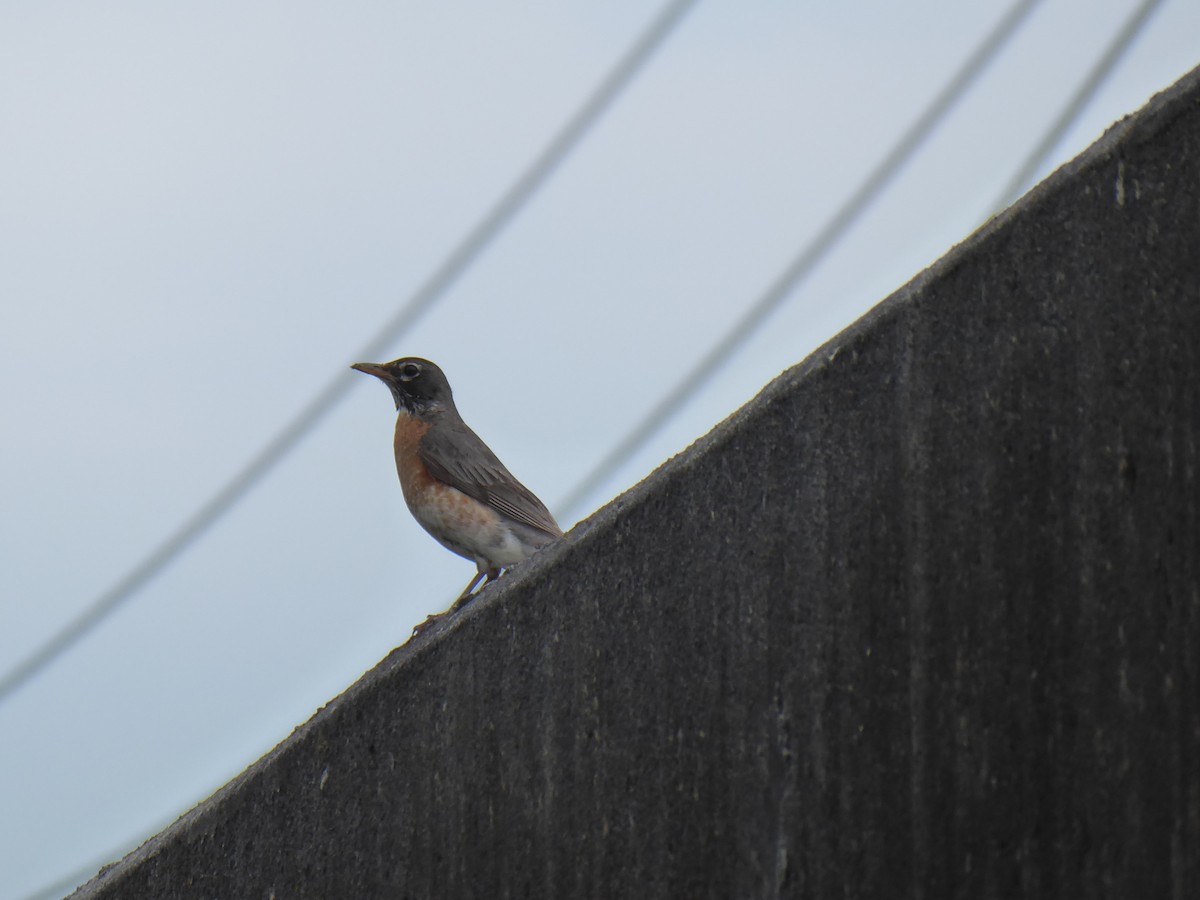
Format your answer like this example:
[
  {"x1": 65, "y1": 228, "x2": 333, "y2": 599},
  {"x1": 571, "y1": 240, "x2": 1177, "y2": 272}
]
[
  {"x1": 451, "y1": 566, "x2": 500, "y2": 610},
  {"x1": 455, "y1": 567, "x2": 489, "y2": 604},
  {"x1": 411, "y1": 566, "x2": 501, "y2": 638}
]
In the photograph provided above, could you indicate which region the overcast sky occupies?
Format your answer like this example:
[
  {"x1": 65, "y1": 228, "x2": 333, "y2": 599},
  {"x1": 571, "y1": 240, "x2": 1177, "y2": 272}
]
[{"x1": 3, "y1": 2, "x2": 1198, "y2": 896}]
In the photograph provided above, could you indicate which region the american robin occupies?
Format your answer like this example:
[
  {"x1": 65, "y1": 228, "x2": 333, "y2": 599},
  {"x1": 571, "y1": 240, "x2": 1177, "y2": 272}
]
[{"x1": 351, "y1": 357, "x2": 563, "y2": 632}]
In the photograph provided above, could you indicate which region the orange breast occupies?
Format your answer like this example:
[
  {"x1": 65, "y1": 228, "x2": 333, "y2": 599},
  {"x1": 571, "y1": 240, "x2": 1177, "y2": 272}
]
[
  {"x1": 392, "y1": 412, "x2": 436, "y2": 505},
  {"x1": 392, "y1": 411, "x2": 515, "y2": 564}
]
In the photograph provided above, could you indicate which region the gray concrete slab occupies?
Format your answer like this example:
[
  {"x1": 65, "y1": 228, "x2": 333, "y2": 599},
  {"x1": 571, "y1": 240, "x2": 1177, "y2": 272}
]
[{"x1": 73, "y1": 63, "x2": 1200, "y2": 899}]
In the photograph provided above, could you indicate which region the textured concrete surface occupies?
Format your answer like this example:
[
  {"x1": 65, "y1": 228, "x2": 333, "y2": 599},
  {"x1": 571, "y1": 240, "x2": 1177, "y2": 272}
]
[{"x1": 74, "y1": 64, "x2": 1200, "y2": 899}]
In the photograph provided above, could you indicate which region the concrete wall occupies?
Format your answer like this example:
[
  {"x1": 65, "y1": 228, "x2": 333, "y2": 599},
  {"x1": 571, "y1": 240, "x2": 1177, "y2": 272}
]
[{"x1": 74, "y1": 64, "x2": 1200, "y2": 899}]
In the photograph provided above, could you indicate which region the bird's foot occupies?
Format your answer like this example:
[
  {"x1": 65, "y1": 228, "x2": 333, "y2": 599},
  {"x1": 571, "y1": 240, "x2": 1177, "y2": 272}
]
[
  {"x1": 411, "y1": 613, "x2": 443, "y2": 638},
  {"x1": 410, "y1": 567, "x2": 503, "y2": 638}
]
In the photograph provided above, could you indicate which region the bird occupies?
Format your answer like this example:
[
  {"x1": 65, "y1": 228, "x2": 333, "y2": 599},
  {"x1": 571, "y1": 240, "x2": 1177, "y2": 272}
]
[{"x1": 351, "y1": 357, "x2": 563, "y2": 633}]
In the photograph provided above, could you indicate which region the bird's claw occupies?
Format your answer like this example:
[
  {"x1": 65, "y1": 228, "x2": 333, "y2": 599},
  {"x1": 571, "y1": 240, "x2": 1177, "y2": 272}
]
[{"x1": 411, "y1": 613, "x2": 442, "y2": 638}]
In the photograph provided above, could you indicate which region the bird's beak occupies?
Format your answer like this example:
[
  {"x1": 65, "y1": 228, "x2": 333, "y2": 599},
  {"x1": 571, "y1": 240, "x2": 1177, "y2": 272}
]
[
  {"x1": 350, "y1": 362, "x2": 390, "y2": 381},
  {"x1": 352, "y1": 361, "x2": 406, "y2": 411}
]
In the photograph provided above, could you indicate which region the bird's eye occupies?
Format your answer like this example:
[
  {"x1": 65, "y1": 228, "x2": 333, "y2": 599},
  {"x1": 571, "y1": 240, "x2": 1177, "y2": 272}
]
[{"x1": 400, "y1": 363, "x2": 421, "y2": 380}]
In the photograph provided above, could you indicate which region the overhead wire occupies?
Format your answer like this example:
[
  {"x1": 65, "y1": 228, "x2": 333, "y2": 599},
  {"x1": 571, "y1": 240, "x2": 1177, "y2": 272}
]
[
  {"x1": 0, "y1": 0, "x2": 700, "y2": 708},
  {"x1": 557, "y1": 0, "x2": 1167, "y2": 523},
  {"x1": 990, "y1": 0, "x2": 1166, "y2": 213},
  {"x1": 556, "y1": 0, "x2": 1044, "y2": 519}
]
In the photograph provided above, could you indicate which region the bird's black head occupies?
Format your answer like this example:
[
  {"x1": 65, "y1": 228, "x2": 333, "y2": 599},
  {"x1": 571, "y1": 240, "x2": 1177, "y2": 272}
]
[{"x1": 351, "y1": 357, "x2": 455, "y2": 416}]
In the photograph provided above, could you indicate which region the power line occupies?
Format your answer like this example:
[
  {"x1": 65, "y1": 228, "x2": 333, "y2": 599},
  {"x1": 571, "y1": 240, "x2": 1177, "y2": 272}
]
[
  {"x1": 0, "y1": 0, "x2": 699, "y2": 707},
  {"x1": 557, "y1": 0, "x2": 1044, "y2": 519},
  {"x1": 991, "y1": 0, "x2": 1165, "y2": 213}
]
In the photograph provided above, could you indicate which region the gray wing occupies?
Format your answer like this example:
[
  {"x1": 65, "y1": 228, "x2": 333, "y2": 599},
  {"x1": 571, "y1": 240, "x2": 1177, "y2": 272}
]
[{"x1": 419, "y1": 419, "x2": 563, "y2": 539}]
